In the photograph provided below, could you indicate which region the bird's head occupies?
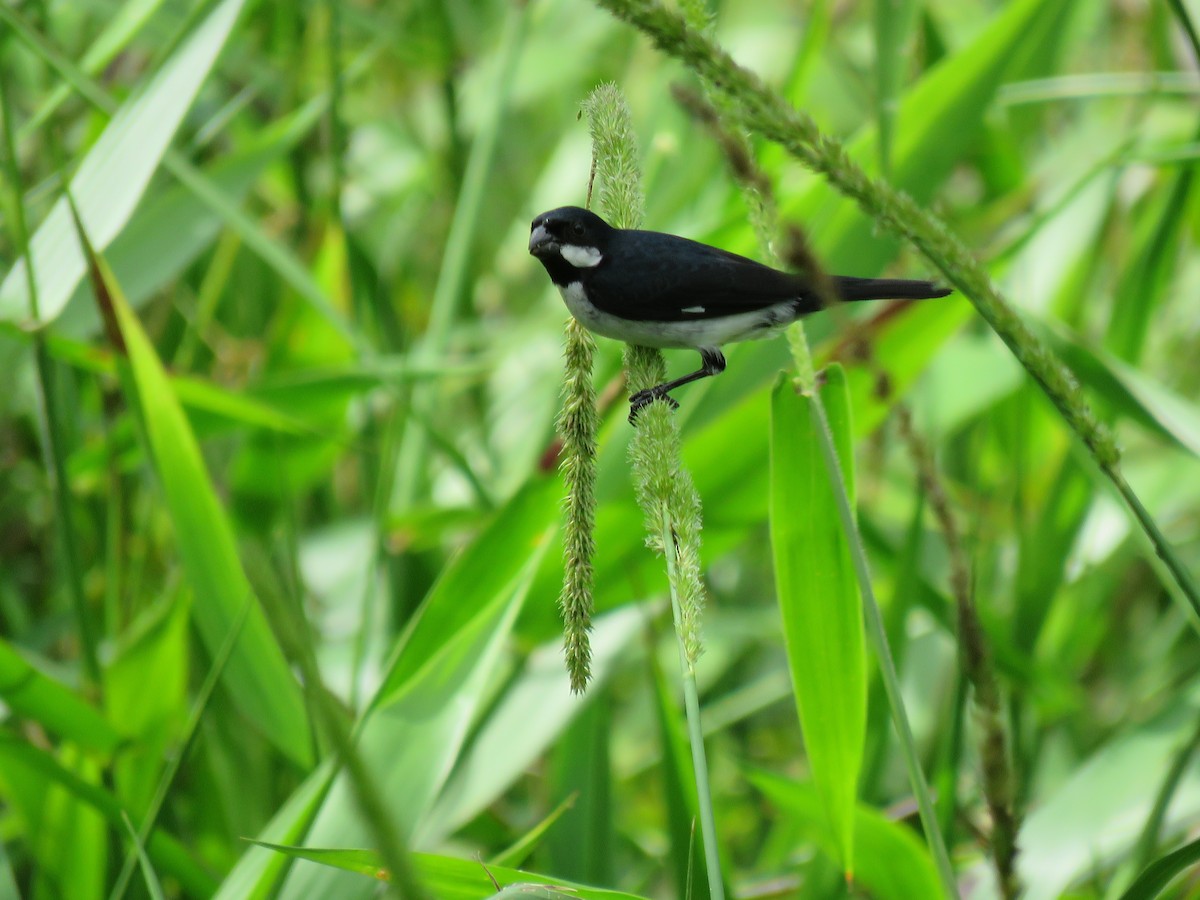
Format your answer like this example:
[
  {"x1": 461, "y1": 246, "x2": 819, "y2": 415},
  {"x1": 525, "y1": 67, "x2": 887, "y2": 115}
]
[{"x1": 529, "y1": 207, "x2": 614, "y2": 275}]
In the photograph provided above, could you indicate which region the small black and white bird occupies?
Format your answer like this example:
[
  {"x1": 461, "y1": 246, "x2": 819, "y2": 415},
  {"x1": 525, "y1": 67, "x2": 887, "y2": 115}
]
[{"x1": 529, "y1": 206, "x2": 950, "y2": 420}]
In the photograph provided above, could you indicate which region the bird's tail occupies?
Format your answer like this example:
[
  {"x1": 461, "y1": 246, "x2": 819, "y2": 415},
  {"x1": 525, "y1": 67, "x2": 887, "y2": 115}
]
[{"x1": 832, "y1": 275, "x2": 951, "y2": 302}]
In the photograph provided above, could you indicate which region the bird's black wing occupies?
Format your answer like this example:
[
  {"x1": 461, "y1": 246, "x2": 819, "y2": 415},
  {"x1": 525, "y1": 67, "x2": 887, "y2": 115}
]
[{"x1": 586, "y1": 230, "x2": 809, "y2": 322}]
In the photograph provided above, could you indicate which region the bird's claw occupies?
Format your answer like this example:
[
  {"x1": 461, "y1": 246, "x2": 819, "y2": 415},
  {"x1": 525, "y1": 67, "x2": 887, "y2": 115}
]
[{"x1": 628, "y1": 389, "x2": 679, "y2": 425}]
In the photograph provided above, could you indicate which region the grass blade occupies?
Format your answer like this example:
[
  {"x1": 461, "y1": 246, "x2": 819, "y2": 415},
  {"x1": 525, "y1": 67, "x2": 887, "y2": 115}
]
[
  {"x1": 119, "y1": 812, "x2": 165, "y2": 900},
  {"x1": 250, "y1": 841, "x2": 652, "y2": 899},
  {"x1": 76, "y1": 222, "x2": 312, "y2": 767},
  {"x1": 0, "y1": 0, "x2": 245, "y2": 323},
  {"x1": 769, "y1": 364, "x2": 866, "y2": 873},
  {"x1": 546, "y1": 693, "x2": 614, "y2": 884},
  {"x1": 424, "y1": 606, "x2": 644, "y2": 841},
  {"x1": 1117, "y1": 836, "x2": 1200, "y2": 900},
  {"x1": 0, "y1": 640, "x2": 120, "y2": 754},
  {"x1": 18, "y1": 0, "x2": 166, "y2": 141}
]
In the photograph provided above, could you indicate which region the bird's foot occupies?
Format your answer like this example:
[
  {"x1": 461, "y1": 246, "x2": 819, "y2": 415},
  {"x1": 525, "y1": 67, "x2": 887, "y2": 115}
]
[{"x1": 628, "y1": 387, "x2": 679, "y2": 425}]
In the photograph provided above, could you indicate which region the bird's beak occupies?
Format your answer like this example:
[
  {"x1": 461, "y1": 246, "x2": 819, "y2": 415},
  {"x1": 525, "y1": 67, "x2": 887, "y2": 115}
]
[{"x1": 529, "y1": 223, "x2": 557, "y2": 258}]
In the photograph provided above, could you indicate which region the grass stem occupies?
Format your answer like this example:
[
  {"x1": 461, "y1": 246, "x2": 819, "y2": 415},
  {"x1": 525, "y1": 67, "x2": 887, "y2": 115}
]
[{"x1": 661, "y1": 508, "x2": 725, "y2": 900}]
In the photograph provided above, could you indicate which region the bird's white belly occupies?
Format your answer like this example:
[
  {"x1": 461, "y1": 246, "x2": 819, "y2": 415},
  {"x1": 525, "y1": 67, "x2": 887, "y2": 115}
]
[{"x1": 557, "y1": 282, "x2": 794, "y2": 349}]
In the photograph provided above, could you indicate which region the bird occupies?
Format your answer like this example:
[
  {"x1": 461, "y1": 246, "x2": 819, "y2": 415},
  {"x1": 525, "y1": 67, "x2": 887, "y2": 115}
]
[{"x1": 528, "y1": 205, "x2": 951, "y2": 421}]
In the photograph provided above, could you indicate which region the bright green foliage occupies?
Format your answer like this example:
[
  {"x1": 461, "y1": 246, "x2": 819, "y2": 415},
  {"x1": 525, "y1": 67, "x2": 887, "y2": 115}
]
[
  {"x1": 2, "y1": 1, "x2": 1200, "y2": 898},
  {"x1": 0, "y1": 0, "x2": 246, "y2": 323}
]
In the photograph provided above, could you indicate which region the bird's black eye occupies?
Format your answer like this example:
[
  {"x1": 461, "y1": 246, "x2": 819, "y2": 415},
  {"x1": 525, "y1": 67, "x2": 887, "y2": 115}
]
[{"x1": 571, "y1": 222, "x2": 585, "y2": 237}]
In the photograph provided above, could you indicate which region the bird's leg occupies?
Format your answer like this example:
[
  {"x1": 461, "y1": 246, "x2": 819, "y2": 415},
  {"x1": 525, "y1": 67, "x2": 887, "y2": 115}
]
[{"x1": 628, "y1": 347, "x2": 727, "y2": 424}]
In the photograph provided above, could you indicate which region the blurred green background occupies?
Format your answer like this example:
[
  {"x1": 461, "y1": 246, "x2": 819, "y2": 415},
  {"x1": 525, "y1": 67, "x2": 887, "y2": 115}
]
[{"x1": 1, "y1": 0, "x2": 1199, "y2": 897}]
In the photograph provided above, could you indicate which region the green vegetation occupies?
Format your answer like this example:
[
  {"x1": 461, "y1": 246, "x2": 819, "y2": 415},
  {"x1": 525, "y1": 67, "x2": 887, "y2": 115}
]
[{"x1": 1, "y1": 1, "x2": 1199, "y2": 898}]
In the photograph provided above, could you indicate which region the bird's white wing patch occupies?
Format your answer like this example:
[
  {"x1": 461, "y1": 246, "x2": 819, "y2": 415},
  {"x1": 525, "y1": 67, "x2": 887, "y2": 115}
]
[
  {"x1": 560, "y1": 243, "x2": 603, "y2": 268},
  {"x1": 681, "y1": 305, "x2": 705, "y2": 314}
]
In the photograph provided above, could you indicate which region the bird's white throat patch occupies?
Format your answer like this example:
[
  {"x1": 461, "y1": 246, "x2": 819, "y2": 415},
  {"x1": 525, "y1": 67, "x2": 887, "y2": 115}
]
[{"x1": 559, "y1": 243, "x2": 603, "y2": 268}]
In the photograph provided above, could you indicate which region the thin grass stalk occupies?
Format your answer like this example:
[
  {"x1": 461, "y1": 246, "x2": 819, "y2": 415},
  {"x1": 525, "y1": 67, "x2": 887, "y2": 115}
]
[
  {"x1": 102, "y1": 440, "x2": 123, "y2": 637},
  {"x1": 0, "y1": 47, "x2": 102, "y2": 688},
  {"x1": 872, "y1": 0, "x2": 897, "y2": 177},
  {"x1": 895, "y1": 406, "x2": 1017, "y2": 898},
  {"x1": 623, "y1": 358, "x2": 719, "y2": 893},
  {"x1": 118, "y1": 811, "x2": 165, "y2": 900},
  {"x1": 321, "y1": 0, "x2": 375, "y2": 711},
  {"x1": 660, "y1": 507, "x2": 724, "y2": 900},
  {"x1": 325, "y1": 0, "x2": 347, "y2": 227},
  {"x1": 680, "y1": 84, "x2": 868, "y2": 875},
  {"x1": 591, "y1": 0, "x2": 1200, "y2": 627}
]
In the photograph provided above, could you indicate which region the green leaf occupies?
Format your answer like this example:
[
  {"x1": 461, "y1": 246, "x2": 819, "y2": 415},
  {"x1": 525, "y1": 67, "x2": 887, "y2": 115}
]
[
  {"x1": 833, "y1": 297, "x2": 974, "y2": 437},
  {"x1": 1042, "y1": 323, "x2": 1200, "y2": 457},
  {"x1": 679, "y1": 298, "x2": 974, "y2": 532},
  {"x1": 105, "y1": 594, "x2": 190, "y2": 813},
  {"x1": 0, "y1": 838, "x2": 19, "y2": 900},
  {"x1": 218, "y1": 481, "x2": 559, "y2": 898},
  {"x1": 44, "y1": 745, "x2": 107, "y2": 900},
  {"x1": 750, "y1": 769, "x2": 944, "y2": 900},
  {"x1": 213, "y1": 765, "x2": 335, "y2": 900},
  {"x1": 1104, "y1": 146, "x2": 1196, "y2": 364},
  {"x1": 376, "y1": 478, "x2": 560, "y2": 703},
  {"x1": 89, "y1": 246, "x2": 311, "y2": 767},
  {"x1": 0, "y1": 0, "x2": 245, "y2": 323},
  {"x1": 768, "y1": 365, "x2": 866, "y2": 873},
  {"x1": 18, "y1": 0, "x2": 167, "y2": 141},
  {"x1": 244, "y1": 841, "x2": 388, "y2": 881},
  {"x1": 248, "y1": 840, "x2": 649, "y2": 899},
  {"x1": 1117, "y1": 836, "x2": 1200, "y2": 900},
  {"x1": 545, "y1": 690, "x2": 614, "y2": 884},
  {"x1": 423, "y1": 605, "x2": 644, "y2": 841},
  {"x1": 1013, "y1": 452, "x2": 1092, "y2": 651},
  {"x1": 488, "y1": 792, "x2": 579, "y2": 870},
  {"x1": 0, "y1": 638, "x2": 120, "y2": 754}
]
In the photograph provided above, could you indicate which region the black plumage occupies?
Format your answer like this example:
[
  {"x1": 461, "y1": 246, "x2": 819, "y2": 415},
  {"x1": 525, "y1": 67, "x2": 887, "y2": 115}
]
[{"x1": 529, "y1": 205, "x2": 950, "y2": 419}]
